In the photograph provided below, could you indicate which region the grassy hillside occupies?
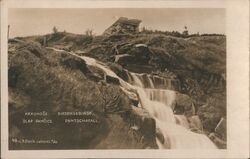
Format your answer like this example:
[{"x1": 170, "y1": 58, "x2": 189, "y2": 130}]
[
  {"x1": 9, "y1": 29, "x2": 226, "y2": 148},
  {"x1": 8, "y1": 39, "x2": 157, "y2": 149}
]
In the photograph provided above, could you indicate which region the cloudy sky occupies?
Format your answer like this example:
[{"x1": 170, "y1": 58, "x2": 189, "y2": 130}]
[{"x1": 8, "y1": 8, "x2": 225, "y2": 38}]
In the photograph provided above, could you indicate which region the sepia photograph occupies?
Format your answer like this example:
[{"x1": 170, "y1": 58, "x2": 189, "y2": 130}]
[
  {"x1": 8, "y1": 7, "x2": 226, "y2": 150},
  {"x1": 1, "y1": 0, "x2": 249, "y2": 158}
]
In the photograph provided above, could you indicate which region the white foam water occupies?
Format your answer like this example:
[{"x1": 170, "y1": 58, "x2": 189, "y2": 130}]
[{"x1": 130, "y1": 73, "x2": 217, "y2": 149}]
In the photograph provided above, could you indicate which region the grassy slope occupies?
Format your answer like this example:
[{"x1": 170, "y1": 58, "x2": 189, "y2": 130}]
[{"x1": 8, "y1": 39, "x2": 157, "y2": 149}]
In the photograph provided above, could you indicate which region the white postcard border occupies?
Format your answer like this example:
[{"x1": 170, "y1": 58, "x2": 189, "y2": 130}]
[{"x1": 1, "y1": 0, "x2": 249, "y2": 158}]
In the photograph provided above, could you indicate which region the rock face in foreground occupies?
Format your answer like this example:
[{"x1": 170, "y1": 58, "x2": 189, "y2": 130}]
[{"x1": 8, "y1": 40, "x2": 157, "y2": 149}]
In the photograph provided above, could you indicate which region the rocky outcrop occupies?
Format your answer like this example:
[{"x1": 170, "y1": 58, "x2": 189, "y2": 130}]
[
  {"x1": 113, "y1": 43, "x2": 152, "y2": 73},
  {"x1": 105, "y1": 75, "x2": 120, "y2": 85},
  {"x1": 114, "y1": 54, "x2": 134, "y2": 65},
  {"x1": 173, "y1": 93, "x2": 195, "y2": 116},
  {"x1": 94, "y1": 112, "x2": 157, "y2": 149},
  {"x1": 60, "y1": 52, "x2": 90, "y2": 74},
  {"x1": 129, "y1": 106, "x2": 158, "y2": 148},
  {"x1": 188, "y1": 115, "x2": 203, "y2": 132},
  {"x1": 208, "y1": 133, "x2": 226, "y2": 149}
]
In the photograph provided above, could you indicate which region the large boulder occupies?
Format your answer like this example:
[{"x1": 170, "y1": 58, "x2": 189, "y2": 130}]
[
  {"x1": 208, "y1": 133, "x2": 226, "y2": 149},
  {"x1": 197, "y1": 102, "x2": 223, "y2": 133},
  {"x1": 113, "y1": 44, "x2": 151, "y2": 67},
  {"x1": 105, "y1": 75, "x2": 120, "y2": 85},
  {"x1": 60, "y1": 52, "x2": 90, "y2": 74},
  {"x1": 188, "y1": 115, "x2": 203, "y2": 132},
  {"x1": 173, "y1": 93, "x2": 195, "y2": 116},
  {"x1": 114, "y1": 54, "x2": 135, "y2": 66},
  {"x1": 129, "y1": 106, "x2": 157, "y2": 148},
  {"x1": 93, "y1": 113, "x2": 157, "y2": 149},
  {"x1": 108, "y1": 62, "x2": 130, "y2": 82},
  {"x1": 127, "y1": 44, "x2": 151, "y2": 65}
]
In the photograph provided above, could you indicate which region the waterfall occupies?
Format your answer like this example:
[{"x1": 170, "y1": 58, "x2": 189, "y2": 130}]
[
  {"x1": 49, "y1": 47, "x2": 217, "y2": 149},
  {"x1": 148, "y1": 76, "x2": 155, "y2": 88},
  {"x1": 131, "y1": 73, "x2": 144, "y2": 88},
  {"x1": 145, "y1": 89, "x2": 176, "y2": 108},
  {"x1": 130, "y1": 73, "x2": 217, "y2": 149}
]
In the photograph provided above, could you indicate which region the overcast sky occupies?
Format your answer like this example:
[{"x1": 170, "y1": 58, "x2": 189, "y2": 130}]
[{"x1": 9, "y1": 8, "x2": 225, "y2": 38}]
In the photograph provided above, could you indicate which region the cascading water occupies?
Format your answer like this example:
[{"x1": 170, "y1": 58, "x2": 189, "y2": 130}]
[
  {"x1": 130, "y1": 73, "x2": 217, "y2": 149},
  {"x1": 49, "y1": 47, "x2": 217, "y2": 149}
]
